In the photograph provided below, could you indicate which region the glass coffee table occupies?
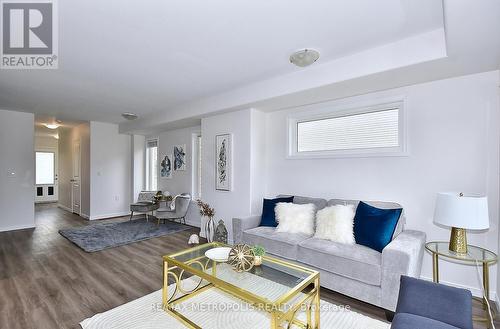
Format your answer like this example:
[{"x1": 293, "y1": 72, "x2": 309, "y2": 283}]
[{"x1": 162, "y1": 242, "x2": 320, "y2": 329}]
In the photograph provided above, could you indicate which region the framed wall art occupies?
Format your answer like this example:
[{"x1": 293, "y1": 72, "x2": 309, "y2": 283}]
[
  {"x1": 173, "y1": 145, "x2": 186, "y2": 171},
  {"x1": 216, "y1": 134, "x2": 232, "y2": 191}
]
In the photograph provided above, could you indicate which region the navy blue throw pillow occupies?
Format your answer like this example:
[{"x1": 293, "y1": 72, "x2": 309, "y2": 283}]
[
  {"x1": 353, "y1": 201, "x2": 402, "y2": 252},
  {"x1": 260, "y1": 197, "x2": 294, "y2": 227}
]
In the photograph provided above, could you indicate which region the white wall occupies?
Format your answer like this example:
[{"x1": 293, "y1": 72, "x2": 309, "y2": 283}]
[
  {"x1": 89, "y1": 121, "x2": 131, "y2": 220},
  {"x1": 132, "y1": 135, "x2": 145, "y2": 201},
  {"x1": 201, "y1": 109, "x2": 265, "y2": 242},
  {"x1": 35, "y1": 136, "x2": 58, "y2": 149},
  {"x1": 264, "y1": 71, "x2": 500, "y2": 297},
  {"x1": 58, "y1": 127, "x2": 73, "y2": 211},
  {"x1": 77, "y1": 123, "x2": 91, "y2": 217},
  {"x1": 0, "y1": 110, "x2": 35, "y2": 232},
  {"x1": 250, "y1": 109, "x2": 266, "y2": 215},
  {"x1": 497, "y1": 69, "x2": 500, "y2": 305},
  {"x1": 151, "y1": 126, "x2": 201, "y2": 196}
]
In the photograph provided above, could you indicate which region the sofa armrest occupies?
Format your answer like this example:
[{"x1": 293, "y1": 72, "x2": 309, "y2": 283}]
[
  {"x1": 232, "y1": 215, "x2": 261, "y2": 243},
  {"x1": 396, "y1": 276, "x2": 473, "y2": 329},
  {"x1": 381, "y1": 230, "x2": 426, "y2": 311}
]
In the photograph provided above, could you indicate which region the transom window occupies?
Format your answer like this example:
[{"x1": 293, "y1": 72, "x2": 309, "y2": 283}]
[{"x1": 288, "y1": 101, "x2": 406, "y2": 158}]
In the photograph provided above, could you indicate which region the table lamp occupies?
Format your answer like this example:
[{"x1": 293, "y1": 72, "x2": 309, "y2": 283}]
[{"x1": 433, "y1": 192, "x2": 489, "y2": 254}]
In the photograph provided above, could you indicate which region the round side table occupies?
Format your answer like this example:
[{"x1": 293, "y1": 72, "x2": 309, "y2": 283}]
[{"x1": 425, "y1": 241, "x2": 497, "y2": 325}]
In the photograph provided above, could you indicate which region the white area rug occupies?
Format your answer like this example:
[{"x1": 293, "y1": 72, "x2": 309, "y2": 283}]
[
  {"x1": 80, "y1": 288, "x2": 389, "y2": 329},
  {"x1": 81, "y1": 264, "x2": 389, "y2": 329}
]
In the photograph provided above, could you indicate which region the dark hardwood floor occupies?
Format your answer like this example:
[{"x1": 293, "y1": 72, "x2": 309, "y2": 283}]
[{"x1": 0, "y1": 204, "x2": 496, "y2": 328}]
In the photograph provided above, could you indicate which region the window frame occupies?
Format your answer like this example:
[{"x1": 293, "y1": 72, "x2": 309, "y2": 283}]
[
  {"x1": 287, "y1": 98, "x2": 407, "y2": 159},
  {"x1": 145, "y1": 138, "x2": 159, "y2": 191},
  {"x1": 191, "y1": 132, "x2": 202, "y2": 199}
]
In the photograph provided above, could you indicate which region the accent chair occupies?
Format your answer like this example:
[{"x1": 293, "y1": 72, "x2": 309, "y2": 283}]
[{"x1": 156, "y1": 193, "x2": 192, "y2": 224}]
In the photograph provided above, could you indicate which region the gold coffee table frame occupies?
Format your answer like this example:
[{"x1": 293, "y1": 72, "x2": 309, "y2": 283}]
[
  {"x1": 162, "y1": 242, "x2": 320, "y2": 329},
  {"x1": 425, "y1": 241, "x2": 497, "y2": 325}
]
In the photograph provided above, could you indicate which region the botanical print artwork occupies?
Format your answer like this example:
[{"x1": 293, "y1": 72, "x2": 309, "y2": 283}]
[
  {"x1": 160, "y1": 154, "x2": 172, "y2": 179},
  {"x1": 173, "y1": 145, "x2": 186, "y2": 171},
  {"x1": 216, "y1": 134, "x2": 232, "y2": 191}
]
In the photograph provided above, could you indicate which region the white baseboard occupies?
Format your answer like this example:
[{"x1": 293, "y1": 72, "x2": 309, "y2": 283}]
[
  {"x1": 57, "y1": 203, "x2": 72, "y2": 213},
  {"x1": 420, "y1": 275, "x2": 498, "y2": 305},
  {"x1": 186, "y1": 220, "x2": 201, "y2": 228},
  {"x1": 58, "y1": 204, "x2": 88, "y2": 220},
  {"x1": 0, "y1": 223, "x2": 35, "y2": 232},
  {"x1": 89, "y1": 211, "x2": 130, "y2": 220}
]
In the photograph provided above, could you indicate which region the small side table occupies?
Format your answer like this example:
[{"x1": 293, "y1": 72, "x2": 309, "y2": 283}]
[{"x1": 425, "y1": 241, "x2": 497, "y2": 325}]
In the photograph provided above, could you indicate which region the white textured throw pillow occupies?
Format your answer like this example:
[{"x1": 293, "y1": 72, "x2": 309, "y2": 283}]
[
  {"x1": 275, "y1": 203, "x2": 316, "y2": 236},
  {"x1": 314, "y1": 205, "x2": 355, "y2": 244}
]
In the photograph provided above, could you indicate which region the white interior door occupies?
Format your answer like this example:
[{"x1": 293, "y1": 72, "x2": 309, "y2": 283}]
[
  {"x1": 35, "y1": 148, "x2": 58, "y2": 203},
  {"x1": 71, "y1": 140, "x2": 81, "y2": 215}
]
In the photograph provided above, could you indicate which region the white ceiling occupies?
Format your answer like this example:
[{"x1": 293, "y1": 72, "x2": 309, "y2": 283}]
[
  {"x1": 0, "y1": 0, "x2": 498, "y2": 134},
  {"x1": 0, "y1": 0, "x2": 443, "y2": 121}
]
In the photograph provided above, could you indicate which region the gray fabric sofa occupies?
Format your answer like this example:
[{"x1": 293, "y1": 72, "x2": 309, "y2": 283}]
[{"x1": 232, "y1": 195, "x2": 426, "y2": 312}]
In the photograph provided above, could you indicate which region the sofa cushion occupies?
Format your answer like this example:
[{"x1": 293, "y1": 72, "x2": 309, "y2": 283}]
[
  {"x1": 392, "y1": 313, "x2": 459, "y2": 329},
  {"x1": 328, "y1": 199, "x2": 405, "y2": 238},
  {"x1": 353, "y1": 201, "x2": 402, "y2": 252},
  {"x1": 242, "y1": 226, "x2": 310, "y2": 260},
  {"x1": 130, "y1": 201, "x2": 159, "y2": 212},
  {"x1": 275, "y1": 203, "x2": 316, "y2": 235},
  {"x1": 314, "y1": 205, "x2": 356, "y2": 244},
  {"x1": 277, "y1": 195, "x2": 327, "y2": 212},
  {"x1": 260, "y1": 197, "x2": 294, "y2": 227},
  {"x1": 297, "y1": 238, "x2": 382, "y2": 286}
]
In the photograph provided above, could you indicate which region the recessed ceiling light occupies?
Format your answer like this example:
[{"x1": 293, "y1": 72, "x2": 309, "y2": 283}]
[
  {"x1": 289, "y1": 49, "x2": 320, "y2": 67},
  {"x1": 122, "y1": 112, "x2": 138, "y2": 120},
  {"x1": 45, "y1": 123, "x2": 59, "y2": 129}
]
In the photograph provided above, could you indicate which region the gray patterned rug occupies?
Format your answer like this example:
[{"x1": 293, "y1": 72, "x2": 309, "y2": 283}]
[{"x1": 59, "y1": 219, "x2": 190, "y2": 252}]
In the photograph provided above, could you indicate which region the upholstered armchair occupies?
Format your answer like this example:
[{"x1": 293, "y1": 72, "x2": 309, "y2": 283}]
[
  {"x1": 129, "y1": 191, "x2": 161, "y2": 221},
  {"x1": 391, "y1": 276, "x2": 473, "y2": 329},
  {"x1": 156, "y1": 193, "x2": 192, "y2": 224}
]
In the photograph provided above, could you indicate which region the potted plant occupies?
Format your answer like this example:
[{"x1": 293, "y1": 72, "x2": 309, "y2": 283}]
[
  {"x1": 253, "y1": 245, "x2": 265, "y2": 266},
  {"x1": 197, "y1": 199, "x2": 216, "y2": 242}
]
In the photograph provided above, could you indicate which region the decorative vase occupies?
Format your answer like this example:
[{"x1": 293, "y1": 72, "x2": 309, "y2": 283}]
[
  {"x1": 204, "y1": 216, "x2": 215, "y2": 242},
  {"x1": 254, "y1": 255, "x2": 263, "y2": 266}
]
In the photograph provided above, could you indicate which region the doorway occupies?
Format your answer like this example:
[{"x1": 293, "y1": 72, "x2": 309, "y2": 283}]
[
  {"x1": 71, "y1": 139, "x2": 81, "y2": 215},
  {"x1": 35, "y1": 148, "x2": 58, "y2": 203}
]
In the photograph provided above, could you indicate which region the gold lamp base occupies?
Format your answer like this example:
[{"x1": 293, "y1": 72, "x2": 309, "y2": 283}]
[{"x1": 449, "y1": 227, "x2": 467, "y2": 254}]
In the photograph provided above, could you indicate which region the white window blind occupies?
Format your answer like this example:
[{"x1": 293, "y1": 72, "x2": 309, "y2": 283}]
[
  {"x1": 288, "y1": 101, "x2": 405, "y2": 158},
  {"x1": 297, "y1": 109, "x2": 399, "y2": 152},
  {"x1": 146, "y1": 140, "x2": 158, "y2": 148}
]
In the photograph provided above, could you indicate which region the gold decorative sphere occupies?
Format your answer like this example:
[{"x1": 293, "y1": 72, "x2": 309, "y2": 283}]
[{"x1": 227, "y1": 244, "x2": 255, "y2": 272}]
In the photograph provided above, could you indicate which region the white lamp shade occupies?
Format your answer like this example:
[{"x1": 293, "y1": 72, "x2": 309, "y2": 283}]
[{"x1": 433, "y1": 192, "x2": 489, "y2": 230}]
